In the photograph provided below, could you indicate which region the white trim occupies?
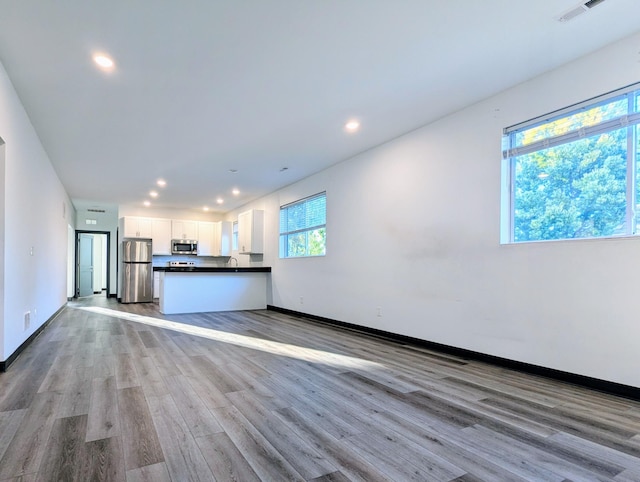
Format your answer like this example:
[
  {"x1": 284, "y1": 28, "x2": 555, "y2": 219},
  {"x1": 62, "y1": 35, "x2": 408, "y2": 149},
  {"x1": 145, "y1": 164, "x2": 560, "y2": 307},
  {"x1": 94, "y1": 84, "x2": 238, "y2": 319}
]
[{"x1": 504, "y1": 81, "x2": 640, "y2": 134}]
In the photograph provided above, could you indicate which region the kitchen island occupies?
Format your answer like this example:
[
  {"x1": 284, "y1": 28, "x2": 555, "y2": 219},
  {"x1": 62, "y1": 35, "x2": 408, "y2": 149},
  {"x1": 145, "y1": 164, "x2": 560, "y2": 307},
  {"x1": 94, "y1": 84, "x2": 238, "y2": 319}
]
[{"x1": 153, "y1": 266, "x2": 271, "y2": 314}]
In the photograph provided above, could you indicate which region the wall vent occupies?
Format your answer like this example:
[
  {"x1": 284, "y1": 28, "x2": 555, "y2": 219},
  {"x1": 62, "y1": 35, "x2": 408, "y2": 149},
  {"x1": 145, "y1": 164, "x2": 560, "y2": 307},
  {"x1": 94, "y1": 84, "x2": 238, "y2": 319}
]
[
  {"x1": 557, "y1": 0, "x2": 607, "y2": 22},
  {"x1": 584, "y1": 0, "x2": 606, "y2": 8},
  {"x1": 87, "y1": 208, "x2": 106, "y2": 213}
]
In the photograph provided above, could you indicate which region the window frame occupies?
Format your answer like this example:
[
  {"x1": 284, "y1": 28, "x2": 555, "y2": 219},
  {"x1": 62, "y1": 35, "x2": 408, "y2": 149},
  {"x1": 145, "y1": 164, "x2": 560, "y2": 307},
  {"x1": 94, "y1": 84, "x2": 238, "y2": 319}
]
[
  {"x1": 232, "y1": 221, "x2": 238, "y2": 251},
  {"x1": 502, "y1": 82, "x2": 640, "y2": 244},
  {"x1": 279, "y1": 192, "x2": 326, "y2": 258}
]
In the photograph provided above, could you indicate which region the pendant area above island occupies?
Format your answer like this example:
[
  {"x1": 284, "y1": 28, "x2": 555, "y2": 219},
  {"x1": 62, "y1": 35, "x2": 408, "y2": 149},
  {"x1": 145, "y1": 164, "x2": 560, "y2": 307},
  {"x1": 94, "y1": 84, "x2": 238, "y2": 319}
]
[{"x1": 153, "y1": 266, "x2": 271, "y2": 315}]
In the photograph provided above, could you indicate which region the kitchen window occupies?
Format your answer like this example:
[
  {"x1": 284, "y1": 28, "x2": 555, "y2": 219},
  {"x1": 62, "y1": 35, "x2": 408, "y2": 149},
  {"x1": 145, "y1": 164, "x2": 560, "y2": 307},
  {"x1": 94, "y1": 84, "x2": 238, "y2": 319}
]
[
  {"x1": 279, "y1": 192, "x2": 326, "y2": 258},
  {"x1": 502, "y1": 82, "x2": 640, "y2": 243},
  {"x1": 232, "y1": 221, "x2": 238, "y2": 250}
]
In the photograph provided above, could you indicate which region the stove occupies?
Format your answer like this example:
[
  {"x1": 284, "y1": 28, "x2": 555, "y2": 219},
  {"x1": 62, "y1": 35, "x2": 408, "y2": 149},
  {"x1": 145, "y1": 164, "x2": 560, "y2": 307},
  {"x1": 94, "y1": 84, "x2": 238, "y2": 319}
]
[{"x1": 169, "y1": 261, "x2": 196, "y2": 267}]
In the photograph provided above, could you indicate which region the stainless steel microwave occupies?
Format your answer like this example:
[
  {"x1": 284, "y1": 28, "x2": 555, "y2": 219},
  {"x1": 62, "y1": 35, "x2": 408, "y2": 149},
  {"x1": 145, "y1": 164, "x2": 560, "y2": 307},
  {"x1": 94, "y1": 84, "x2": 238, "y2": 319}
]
[{"x1": 171, "y1": 239, "x2": 198, "y2": 255}]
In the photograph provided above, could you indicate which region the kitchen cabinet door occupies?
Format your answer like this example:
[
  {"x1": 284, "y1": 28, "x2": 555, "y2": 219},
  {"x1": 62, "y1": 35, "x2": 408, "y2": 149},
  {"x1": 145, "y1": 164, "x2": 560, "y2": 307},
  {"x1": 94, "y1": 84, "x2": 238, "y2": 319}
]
[
  {"x1": 172, "y1": 220, "x2": 198, "y2": 240},
  {"x1": 153, "y1": 271, "x2": 160, "y2": 299},
  {"x1": 219, "y1": 221, "x2": 232, "y2": 256},
  {"x1": 198, "y1": 221, "x2": 232, "y2": 256},
  {"x1": 151, "y1": 218, "x2": 172, "y2": 255},
  {"x1": 238, "y1": 209, "x2": 264, "y2": 254},
  {"x1": 197, "y1": 222, "x2": 215, "y2": 256},
  {"x1": 122, "y1": 217, "x2": 138, "y2": 238},
  {"x1": 122, "y1": 217, "x2": 152, "y2": 238}
]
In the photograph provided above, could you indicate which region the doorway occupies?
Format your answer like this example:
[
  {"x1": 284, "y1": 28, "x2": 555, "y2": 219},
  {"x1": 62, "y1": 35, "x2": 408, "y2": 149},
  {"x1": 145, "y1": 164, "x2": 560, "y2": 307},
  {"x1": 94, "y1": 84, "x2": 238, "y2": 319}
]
[{"x1": 75, "y1": 231, "x2": 110, "y2": 298}]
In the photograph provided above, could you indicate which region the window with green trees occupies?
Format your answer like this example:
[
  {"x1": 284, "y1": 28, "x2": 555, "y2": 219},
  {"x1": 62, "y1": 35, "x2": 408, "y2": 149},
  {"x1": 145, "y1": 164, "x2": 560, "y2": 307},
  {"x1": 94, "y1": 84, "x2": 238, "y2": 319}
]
[
  {"x1": 279, "y1": 192, "x2": 326, "y2": 257},
  {"x1": 503, "y1": 83, "x2": 640, "y2": 242}
]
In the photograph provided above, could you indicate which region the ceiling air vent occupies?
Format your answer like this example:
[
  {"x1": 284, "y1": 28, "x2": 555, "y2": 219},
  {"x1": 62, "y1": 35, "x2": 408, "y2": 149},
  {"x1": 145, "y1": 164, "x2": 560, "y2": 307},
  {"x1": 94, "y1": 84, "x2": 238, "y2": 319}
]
[
  {"x1": 584, "y1": 0, "x2": 606, "y2": 8},
  {"x1": 87, "y1": 208, "x2": 106, "y2": 213},
  {"x1": 557, "y1": 0, "x2": 607, "y2": 22}
]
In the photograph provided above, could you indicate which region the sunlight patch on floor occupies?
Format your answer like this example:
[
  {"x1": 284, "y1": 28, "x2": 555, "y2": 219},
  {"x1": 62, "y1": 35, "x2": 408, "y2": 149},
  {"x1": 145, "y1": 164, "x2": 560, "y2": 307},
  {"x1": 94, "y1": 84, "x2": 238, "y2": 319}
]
[{"x1": 77, "y1": 306, "x2": 384, "y2": 370}]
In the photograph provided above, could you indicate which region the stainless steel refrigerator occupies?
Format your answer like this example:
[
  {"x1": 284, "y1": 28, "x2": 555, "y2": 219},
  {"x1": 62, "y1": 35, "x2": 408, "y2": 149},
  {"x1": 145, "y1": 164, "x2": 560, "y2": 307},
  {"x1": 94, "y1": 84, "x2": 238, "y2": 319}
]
[{"x1": 121, "y1": 238, "x2": 153, "y2": 303}]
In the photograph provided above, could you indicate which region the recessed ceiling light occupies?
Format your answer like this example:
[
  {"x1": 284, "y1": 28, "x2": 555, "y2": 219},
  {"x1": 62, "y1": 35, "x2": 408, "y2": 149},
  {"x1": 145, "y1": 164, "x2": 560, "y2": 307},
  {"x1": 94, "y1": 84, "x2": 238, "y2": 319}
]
[
  {"x1": 149, "y1": 191, "x2": 158, "y2": 198},
  {"x1": 157, "y1": 179, "x2": 167, "y2": 187},
  {"x1": 93, "y1": 54, "x2": 115, "y2": 70},
  {"x1": 232, "y1": 188, "x2": 240, "y2": 196},
  {"x1": 203, "y1": 206, "x2": 210, "y2": 212},
  {"x1": 143, "y1": 200, "x2": 151, "y2": 207},
  {"x1": 216, "y1": 198, "x2": 224, "y2": 204},
  {"x1": 344, "y1": 119, "x2": 360, "y2": 132}
]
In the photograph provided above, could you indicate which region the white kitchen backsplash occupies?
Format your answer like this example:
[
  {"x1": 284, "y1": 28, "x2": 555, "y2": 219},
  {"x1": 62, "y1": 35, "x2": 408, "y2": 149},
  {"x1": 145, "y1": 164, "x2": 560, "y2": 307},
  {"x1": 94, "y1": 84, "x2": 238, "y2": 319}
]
[{"x1": 152, "y1": 255, "x2": 230, "y2": 267}]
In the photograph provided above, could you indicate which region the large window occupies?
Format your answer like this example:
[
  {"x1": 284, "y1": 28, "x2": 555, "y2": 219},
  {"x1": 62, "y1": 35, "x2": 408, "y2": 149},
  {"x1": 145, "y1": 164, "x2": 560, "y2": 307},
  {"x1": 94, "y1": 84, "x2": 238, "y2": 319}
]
[
  {"x1": 279, "y1": 192, "x2": 326, "y2": 258},
  {"x1": 503, "y1": 83, "x2": 640, "y2": 243}
]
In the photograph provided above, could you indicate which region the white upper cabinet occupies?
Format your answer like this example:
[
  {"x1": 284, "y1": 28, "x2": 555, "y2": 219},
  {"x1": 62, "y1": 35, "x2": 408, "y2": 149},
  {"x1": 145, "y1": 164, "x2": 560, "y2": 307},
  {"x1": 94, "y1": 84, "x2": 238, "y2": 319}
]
[
  {"x1": 121, "y1": 216, "x2": 237, "y2": 256},
  {"x1": 121, "y1": 216, "x2": 152, "y2": 238},
  {"x1": 238, "y1": 209, "x2": 264, "y2": 254},
  {"x1": 197, "y1": 222, "x2": 215, "y2": 256},
  {"x1": 172, "y1": 220, "x2": 198, "y2": 240},
  {"x1": 218, "y1": 221, "x2": 232, "y2": 256},
  {"x1": 120, "y1": 217, "x2": 172, "y2": 255},
  {"x1": 151, "y1": 218, "x2": 172, "y2": 255},
  {"x1": 197, "y1": 221, "x2": 232, "y2": 256}
]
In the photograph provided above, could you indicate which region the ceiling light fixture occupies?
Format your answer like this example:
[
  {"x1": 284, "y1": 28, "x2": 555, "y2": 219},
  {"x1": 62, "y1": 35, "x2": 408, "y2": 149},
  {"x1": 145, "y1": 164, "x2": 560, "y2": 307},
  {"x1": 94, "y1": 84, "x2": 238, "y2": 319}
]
[
  {"x1": 149, "y1": 191, "x2": 158, "y2": 198},
  {"x1": 344, "y1": 119, "x2": 360, "y2": 132},
  {"x1": 93, "y1": 54, "x2": 115, "y2": 70},
  {"x1": 157, "y1": 179, "x2": 167, "y2": 187},
  {"x1": 232, "y1": 188, "x2": 240, "y2": 196},
  {"x1": 203, "y1": 206, "x2": 210, "y2": 212},
  {"x1": 216, "y1": 198, "x2": 224, "y2": 204},
  {"x1": 143, "y1": 200, "x2": 151, "y2": 207}
]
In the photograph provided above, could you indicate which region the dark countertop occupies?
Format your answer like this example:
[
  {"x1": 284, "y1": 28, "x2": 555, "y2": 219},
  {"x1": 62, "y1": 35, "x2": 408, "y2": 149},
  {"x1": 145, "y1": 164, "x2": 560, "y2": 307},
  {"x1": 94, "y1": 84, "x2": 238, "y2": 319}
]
[{"x1": 153, "y1": 266, "x2": 271, "y2": 273}]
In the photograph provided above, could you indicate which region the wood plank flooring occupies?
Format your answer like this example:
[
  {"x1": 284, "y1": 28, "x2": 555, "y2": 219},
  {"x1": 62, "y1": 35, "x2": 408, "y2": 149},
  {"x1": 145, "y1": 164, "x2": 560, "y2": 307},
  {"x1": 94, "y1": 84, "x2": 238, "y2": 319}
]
[{"x1": 1, "y1": 296, "x2": 640, "y2": 481}]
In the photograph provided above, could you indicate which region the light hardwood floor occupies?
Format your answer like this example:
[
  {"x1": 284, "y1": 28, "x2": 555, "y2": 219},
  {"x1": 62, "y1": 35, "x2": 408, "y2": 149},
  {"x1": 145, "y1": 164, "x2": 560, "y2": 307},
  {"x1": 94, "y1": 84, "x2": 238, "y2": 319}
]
[{"x1": 1, "y1": 296, "x2": 640, "y2": 481}]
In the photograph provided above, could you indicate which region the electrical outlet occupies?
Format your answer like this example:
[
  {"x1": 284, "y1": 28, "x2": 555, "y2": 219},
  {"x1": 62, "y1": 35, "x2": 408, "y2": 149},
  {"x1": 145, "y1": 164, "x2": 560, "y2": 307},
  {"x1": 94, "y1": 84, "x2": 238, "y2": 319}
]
[
  {"x1": 299, "y1": 296, "x2": 304, "y2": 305},
  {"x1": 376, "y1": 307, "x2": 382, "y2": 317},
  {"x1": 24, "y1": 311, "x2": 30, "y2": 331}
]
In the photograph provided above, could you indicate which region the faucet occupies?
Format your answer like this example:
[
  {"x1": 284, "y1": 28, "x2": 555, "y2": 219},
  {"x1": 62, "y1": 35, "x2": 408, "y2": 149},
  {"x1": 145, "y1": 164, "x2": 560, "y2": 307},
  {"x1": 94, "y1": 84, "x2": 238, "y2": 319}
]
[{"x1": 228, "y1": 257, "x2": 238, "y2": 267}]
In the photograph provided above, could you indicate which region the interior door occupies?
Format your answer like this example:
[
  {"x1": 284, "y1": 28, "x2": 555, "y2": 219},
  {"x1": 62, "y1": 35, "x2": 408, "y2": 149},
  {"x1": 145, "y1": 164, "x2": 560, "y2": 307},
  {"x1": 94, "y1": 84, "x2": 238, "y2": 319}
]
[{"x1": 78, "y1": 233, "x2": 94, "y2": 297}]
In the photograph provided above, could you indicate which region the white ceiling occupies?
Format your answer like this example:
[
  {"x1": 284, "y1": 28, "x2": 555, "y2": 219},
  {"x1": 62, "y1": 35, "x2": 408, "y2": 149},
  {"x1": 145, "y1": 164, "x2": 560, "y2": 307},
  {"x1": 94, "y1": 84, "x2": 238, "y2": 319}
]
[{"x1": 0, "y1": 0, "x2": 639, "y2": 214}]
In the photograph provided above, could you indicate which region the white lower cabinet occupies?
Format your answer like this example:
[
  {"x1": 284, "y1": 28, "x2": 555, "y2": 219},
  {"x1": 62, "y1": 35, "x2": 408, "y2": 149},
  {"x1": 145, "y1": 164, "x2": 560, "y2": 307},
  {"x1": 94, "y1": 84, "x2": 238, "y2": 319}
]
[{"x1": 153, "y1": 271, "x2": 160, "y2": 298}]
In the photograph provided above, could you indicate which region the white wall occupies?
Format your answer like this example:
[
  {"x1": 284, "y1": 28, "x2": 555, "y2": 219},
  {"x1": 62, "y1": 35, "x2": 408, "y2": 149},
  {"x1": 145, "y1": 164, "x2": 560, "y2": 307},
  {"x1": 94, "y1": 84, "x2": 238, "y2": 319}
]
[
  {"x1": 0, "y1": 140, "x2": 5, "y2": 359},
  {"x1": 226, "y1": 32, "x2": 640, "y2": 389},
  {"x1": 102, "y1": 235, "x2": 107, "y2": 289},
  {"x1": 0, "y1": 61, "x2": 75, "y2": 362},
  {"x1": 119, "y1": 205, "x2": 223, "y2": 222},
  {"x1": 75, "y1": 209, "x2": 117, "y2": 296},
  {"x1": 67, "y1": 224, "x2": 74, "y2": 299}
]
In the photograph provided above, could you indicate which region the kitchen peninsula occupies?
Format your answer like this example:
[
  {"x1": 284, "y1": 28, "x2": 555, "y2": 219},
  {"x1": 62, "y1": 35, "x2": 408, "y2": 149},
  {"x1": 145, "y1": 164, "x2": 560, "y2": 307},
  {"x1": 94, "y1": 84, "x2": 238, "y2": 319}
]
[{"x1": 154, "y1": 266, "x2": 271, "y2": 314}]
